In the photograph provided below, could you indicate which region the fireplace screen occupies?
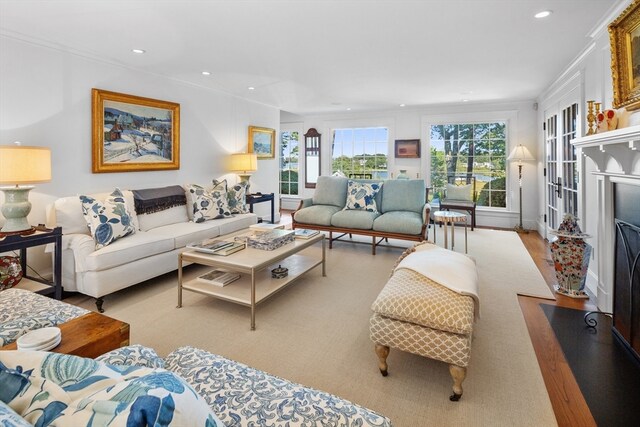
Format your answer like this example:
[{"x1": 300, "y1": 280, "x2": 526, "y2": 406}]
[{"x1": 613, "y1": 219, "x2": 640, "y2": 358}]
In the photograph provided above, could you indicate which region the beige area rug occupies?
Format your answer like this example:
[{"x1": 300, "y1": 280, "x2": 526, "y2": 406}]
[{"x1": 65, "y1": 227, "x2": 557, "y2": 426}]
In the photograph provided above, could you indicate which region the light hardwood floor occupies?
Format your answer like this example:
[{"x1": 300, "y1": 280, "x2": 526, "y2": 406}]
[{"x1": 279, "y1": 211, "x2": 593, "y2": 426}]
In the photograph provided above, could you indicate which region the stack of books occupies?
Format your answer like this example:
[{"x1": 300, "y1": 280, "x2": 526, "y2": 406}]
[
  {"x1": 187, "y1": 239, "x2": 245, "y2": 256},
  {"x1": 294, "y1": 229, "x2": 320, "y2": 239},
  {"x1": 198, "y1": 270, "x2": 241, "y2": 287}
]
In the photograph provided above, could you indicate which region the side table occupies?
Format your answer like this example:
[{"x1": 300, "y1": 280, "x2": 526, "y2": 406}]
[
  {"x1": 0, "y1": 226, "x2": 62, "y2": 299},
  {"x1": 246, "y1": 193, "x2": 275, "y2": 223},
  {"x1": 433, "y1": 211, "x2": 468, "y2": 253},
  {"x1": 1, "y1": 312, "x2": 130, "y2": 358}
]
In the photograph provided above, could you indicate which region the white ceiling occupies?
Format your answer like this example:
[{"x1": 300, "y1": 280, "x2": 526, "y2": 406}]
[{"x1": 0, "y1": 0, "x2": 621, "y2": 115}]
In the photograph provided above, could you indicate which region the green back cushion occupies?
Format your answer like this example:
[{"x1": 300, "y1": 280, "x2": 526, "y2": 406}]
[
  {"x1": 313, "y1": 176, "x2": 349, "y2": 207},
  {"x1": 381, "y1": 179, "x2": 425, "y2": 213}
]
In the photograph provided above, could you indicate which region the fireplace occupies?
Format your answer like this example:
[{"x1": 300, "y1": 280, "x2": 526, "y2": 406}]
[{"x1": 613, "y1": 183, "x2": 640, "y2": 359}]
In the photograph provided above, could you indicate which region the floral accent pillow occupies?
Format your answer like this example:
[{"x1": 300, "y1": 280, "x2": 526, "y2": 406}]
[
  {"x1": 186, "y1": 182, "x2": 231, "y2": 223},
  {"x1": 0, "y1": 350, "x2": 223, "y2": 427},
  {"x1": 79, "y1": 188, "x2": 136, "y2": 249},
  {"x1": 343, "y1": 180, "x2": 383, "y2": 212},
  {"x1": 218, "y1": 179, "x2": 250, "y2": 214}
]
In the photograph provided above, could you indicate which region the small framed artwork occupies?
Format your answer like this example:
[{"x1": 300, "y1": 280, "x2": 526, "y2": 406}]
[
  {"x1": 394, "y1": 139, "x2": 420, "y2": 158},
  {"x1": 248, "y1": 126, "x2": 275, "y2": 159},
  {"x1": 610, "y1": 1, "x2": 640, "y2": 110},
  {"x1": 91, "y1": 88, "x2": 180, "y2": 173}
]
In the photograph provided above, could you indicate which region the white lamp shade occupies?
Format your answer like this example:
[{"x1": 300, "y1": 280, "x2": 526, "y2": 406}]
[
  {"x1": 228, "y1": 153, "x2": 258, "y2": 174},
  {"x1": 507, "y1": 144, "x2": 535, "y2": 163},
  {"x1": 0, "y1": 145, "x2": 52, "y2": 185}
]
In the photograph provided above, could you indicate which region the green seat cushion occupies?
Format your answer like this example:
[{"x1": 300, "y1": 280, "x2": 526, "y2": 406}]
[
  {"x1": 331, "y1": 210, "x2": 379, "y2": 229},
  {"x1": 294, "y1": 205, "x2": 342, "y2": 226},
  {"x1": 380, "y1": 179, "x2": 425, "y2": 214},
  {"x1": 312, "y1": 176, "x2": 349, "y2": 207},
  {"x1": 373, "y1": 211, "x2": 424, "y2": 234}
]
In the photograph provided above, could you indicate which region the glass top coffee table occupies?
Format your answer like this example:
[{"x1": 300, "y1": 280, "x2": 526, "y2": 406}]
[
  {"x1": 433, "y1": 210, "x2": 468, "y2": 253},
  {"x1": 177, "y1": 231, "x2": 325, "y2": 330}
]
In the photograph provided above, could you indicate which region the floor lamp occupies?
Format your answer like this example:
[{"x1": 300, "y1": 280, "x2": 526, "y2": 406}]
[{"x1": 507, "y1": 144, "x2": 535, "y2": 233}]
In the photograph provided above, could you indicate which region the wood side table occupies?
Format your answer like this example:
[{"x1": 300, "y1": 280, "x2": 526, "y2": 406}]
[
  {"x1": 433, "y1": 211, "x2": 468, "y2": 253},
  {"x1": 1, "y1": 312, "x2": 130, "y2": 358}
]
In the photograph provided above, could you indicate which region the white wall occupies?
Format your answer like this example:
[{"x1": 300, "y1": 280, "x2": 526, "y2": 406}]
[
  {"x1": 282, "y1": 100, "x2": 539, "y2": 230},
  {"x1": 535, "y1": 0, "x2": 632, "y2": 302},
  {"x1": 0, "y1": 35, "x2": 280, "y2": 274}
]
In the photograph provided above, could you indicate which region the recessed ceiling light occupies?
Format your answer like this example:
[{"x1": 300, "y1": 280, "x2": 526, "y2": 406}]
[
  {"x1": 462, "y1": 99, "x2": 469, "y2": 102},
  {"x1": 132, "y1": 49, "x2": 146, "y2": 54},
  {"x1": 346, "y1": 107, "x2": 352, "y2": 111},
  {"x1": 201, "y1": 71, "x2": 211, "y2": 76},
  {"x1": 399, "y1": 104, "x2": 406, "y2": 107},
  {"x1": 247, "y1": 86, "x2": 255, "y2": 90},
  {"x1": 534, "y1": 10, "x2": 552, "y2": 19}
]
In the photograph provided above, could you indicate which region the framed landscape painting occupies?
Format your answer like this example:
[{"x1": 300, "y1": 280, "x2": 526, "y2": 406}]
[
  {"x1": 92, "y1": 88, "x2": 180, "y2": 173},
  {"x1": 394, "y1": 139, "x2": 420, "y2": 158},
  {"x1": 248, "y1": 126, "x2": 275, "y2": 159},
  {"x1": 610, "y1": 1, "x2": 640, "y2": 110}
]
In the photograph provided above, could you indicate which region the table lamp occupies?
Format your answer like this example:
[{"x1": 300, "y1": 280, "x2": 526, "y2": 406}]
[
  {"x1": 0, "y1": 143, "x2": 52, "y2": 235},
  {"x1": 228, "y1": 153, "x2": 258, "y2": 182},
  {"x1": 507, "y1": 144, "x2": 535, "y2": 233}
]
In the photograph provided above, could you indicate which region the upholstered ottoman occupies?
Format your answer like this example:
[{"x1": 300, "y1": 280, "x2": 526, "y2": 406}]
[{"x1": 370, "y1": 242, "x2": 478, "y2": 401}]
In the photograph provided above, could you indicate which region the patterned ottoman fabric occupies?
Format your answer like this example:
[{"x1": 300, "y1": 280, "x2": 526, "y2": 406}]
[
  {"x1": 370, "y1": 312, "x2": 472, "y2": 367},
  {"x1": 96, "y1": 344, "x2": 166, "y2": 369},
  {"x1": 164, "y1": 346, "x2": 393, "y2": 427},
  {"x1": 371, "y1": 268, "x2": 475, "y2": 335},
  {"x1": 0, "y1": 288, "x2": 89, "y2": 346}
]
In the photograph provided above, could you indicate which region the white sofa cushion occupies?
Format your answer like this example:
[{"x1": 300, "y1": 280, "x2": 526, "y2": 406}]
[
  {"x1": 138, "y1": 205, "x2": 190, "y2": 231},
  {"x1": 217, "y1": 213, "x2": 258, "y2": 235},
  {"x1": 83, "y1": 231, "x2": 175, "y2": 272},
  {"x1": 148, "y1": 221, "x2": 221, "y2": 248}
]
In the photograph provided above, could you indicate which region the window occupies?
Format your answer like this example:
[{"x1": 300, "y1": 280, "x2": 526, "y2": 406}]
[
  {"x1": 280, "y1": 131, "x2": 299, "y2": 195},
  {"x1": 332, "y1": 127, "x2": 388, "y2": 179},
  {"x1": 430, "y1": 122, "x2": 507, "y2": 208}
]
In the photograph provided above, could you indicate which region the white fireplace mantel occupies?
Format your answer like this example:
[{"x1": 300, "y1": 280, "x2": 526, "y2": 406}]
[
  {"x1": 572, "y1": 125, "x2": 640, "y2": 176},
  {"x1": 571, "y1": 126, "x2": 640, "y2": 312}
]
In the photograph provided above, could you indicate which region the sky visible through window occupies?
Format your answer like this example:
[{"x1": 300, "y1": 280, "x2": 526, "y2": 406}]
[{"x1": 332, "y1": 127, "x2": 388, "y2": 179}]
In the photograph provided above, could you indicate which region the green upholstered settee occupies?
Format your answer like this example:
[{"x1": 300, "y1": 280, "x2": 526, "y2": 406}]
[{"x1": 292, "y1": 176, "x2": 430, "y2": 254}]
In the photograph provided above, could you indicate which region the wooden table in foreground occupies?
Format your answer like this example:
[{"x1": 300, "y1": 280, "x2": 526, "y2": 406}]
[
  {"x1": 1, "y1": 312, "x2": 130, "y2": 359},
  {"x1": 178, "y1": 233, "x2": 326, "y2": 330}
]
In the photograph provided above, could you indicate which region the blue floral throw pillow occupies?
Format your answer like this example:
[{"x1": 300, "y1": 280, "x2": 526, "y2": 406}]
[
  {"x1": 186, "y1": 182, "x2": 231, "y2": 223},
  {"x1": 79, "y1": 188, "x2": 136, "y2": 249},
  {"x1": 217, "y1": 179, "x2": 250, "y2": 214},
  {"x1": 343, "y1": 180, "x2": 383, "y2": 212},
  {"x1": 0, "y1": 350, "x2": 223, "y2": 427}
]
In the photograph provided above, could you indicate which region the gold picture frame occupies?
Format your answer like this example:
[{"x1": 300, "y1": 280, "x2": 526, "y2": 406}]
[
  {"x1": 610, "y1": 1, "x2": 640, "y2": 110},
  {"x1": 92, "y1": 88, "x2": 180, "y2": 173},
  {"x1": 248, "y1": 126, "x2": 275, "y2": 159}
]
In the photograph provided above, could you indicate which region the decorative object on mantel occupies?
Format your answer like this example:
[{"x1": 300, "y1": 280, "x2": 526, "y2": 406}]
[
  {"x1": 610, "y1": 0, "x2": 640, "y2": 111},
  {"x1": 506, "y1": 144, "x2": 535, "y2": 233},
  {"x1": 550, "y1": 214, "x2": 592, "y2": 299},
  {"x1": 586, "y1": 100, "x2": 596, "y2": 135},
  {"x1": 596, "y1": 109, "x2": 619, "y2": 133},
  {"x1": 0, "y1": 256, "x2": 22, "y2": 290},
  {"x1": 396, "y1": 170, "x2": 409, "y2": 180}
]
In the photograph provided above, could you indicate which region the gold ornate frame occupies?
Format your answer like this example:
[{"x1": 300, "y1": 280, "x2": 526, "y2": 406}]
[
  {"x1": 610, "y1": 1, "x2": 640, "y2": 110},
  {"x1": 92, "y1": 88, "x2": 180, "y2": 173},
  {"x1": 248, "y1": 126, "x2": 275, "y2": 159}
]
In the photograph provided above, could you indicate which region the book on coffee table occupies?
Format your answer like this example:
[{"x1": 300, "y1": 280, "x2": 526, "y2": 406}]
[
  {"x1": 187, "y1": 239, "x2": 235, "y2": 254},
  {"x1": 198, "y1": 270, "x2": 241, "y2": 287},
  {"x1": 294, "y1": 229, "x2": 320, "y2": 239}
]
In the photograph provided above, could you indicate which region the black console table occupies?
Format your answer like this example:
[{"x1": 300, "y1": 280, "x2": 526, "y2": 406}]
[
  {"x1": 0, "y1": 226, "x2": 62, "y2": 300},
  {"x1": 246, "y1": 193, "x2": 275, "y2": 223}
]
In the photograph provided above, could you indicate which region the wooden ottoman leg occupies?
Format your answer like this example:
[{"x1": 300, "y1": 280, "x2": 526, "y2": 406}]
[
  {"x1": 375, "y1": 344, "x2": 390, "y2": 376},
  {"x1": 449, "y1": 365, "x2": 466, "y2": 401}
]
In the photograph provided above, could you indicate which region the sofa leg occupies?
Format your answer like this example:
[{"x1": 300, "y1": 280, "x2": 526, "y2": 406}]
[
  {"x1": 375, "y1": 344, "x2": 390, "y2": 376},
  {"x1": 329, "y1": 231, "x2": 333, "y2": 249},
  {"x1": 372, "y1": 236, "x2": 376, "y2": 255},
  {"x1": 95, "y1": 297, "x2": 105, "y2": 313},
  {"x1": 449, "y1": 365, "x2": 466, "y2": 401}
]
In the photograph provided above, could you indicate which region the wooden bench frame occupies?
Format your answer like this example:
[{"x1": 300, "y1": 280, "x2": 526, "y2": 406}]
[{"x1": 292, "y1": 203, "x2": 430, "y2": 255}]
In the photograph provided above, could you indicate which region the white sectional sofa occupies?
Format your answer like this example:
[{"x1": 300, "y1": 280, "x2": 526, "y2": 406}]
[{"x1": 47, "y1": 185, "x2": 257, "y2": 312}]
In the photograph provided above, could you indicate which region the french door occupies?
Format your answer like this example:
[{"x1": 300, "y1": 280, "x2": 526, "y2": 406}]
[{"x1": 544, "y1": 96, "x2": 580, "y2": 236}]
